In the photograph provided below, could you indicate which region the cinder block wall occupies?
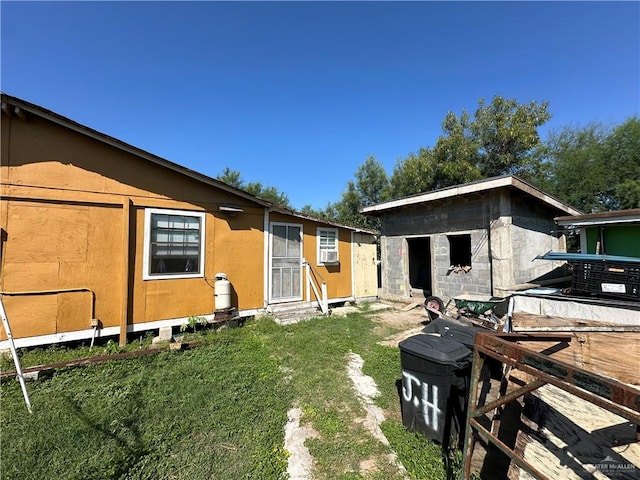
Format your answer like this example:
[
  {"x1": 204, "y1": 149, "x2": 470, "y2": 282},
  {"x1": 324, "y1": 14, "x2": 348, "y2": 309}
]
[
  {"x1": 433, "y1": 230, "x2": 492, "y2": 301},
  {"x1": 377, "y1": 189, "x2": 566, "y2": 304},
  {"x1": 381, "y1": 236, "x2": 408, "y2": 298},
  {"x1": 379, "y1": 196, "x2": 494, "y2": 303}
]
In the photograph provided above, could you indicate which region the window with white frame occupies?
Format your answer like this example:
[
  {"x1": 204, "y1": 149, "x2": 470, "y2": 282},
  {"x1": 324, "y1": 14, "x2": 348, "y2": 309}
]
[
  {"x1": 317, "y1": 228, "x2": 339, "y2": 264},
  {"x1": 143, "y1": 208, "x2": 206, "y2": 280}
]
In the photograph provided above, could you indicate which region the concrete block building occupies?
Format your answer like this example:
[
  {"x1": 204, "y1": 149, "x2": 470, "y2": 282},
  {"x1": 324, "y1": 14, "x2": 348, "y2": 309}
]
[{"x1": 361, "y1": 176, "x2": 581, "y2": 304}]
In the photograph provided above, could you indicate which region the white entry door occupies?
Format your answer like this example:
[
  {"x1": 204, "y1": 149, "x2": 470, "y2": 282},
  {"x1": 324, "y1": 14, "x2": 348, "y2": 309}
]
[{"x1": 270, "y1": 223, "x2": 303, "y2": 302}]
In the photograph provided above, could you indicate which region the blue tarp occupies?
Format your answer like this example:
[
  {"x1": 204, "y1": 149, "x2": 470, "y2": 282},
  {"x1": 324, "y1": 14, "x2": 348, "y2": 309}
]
[{"x1": 536, "y1": 251, "x2": 640, "y2": 264}]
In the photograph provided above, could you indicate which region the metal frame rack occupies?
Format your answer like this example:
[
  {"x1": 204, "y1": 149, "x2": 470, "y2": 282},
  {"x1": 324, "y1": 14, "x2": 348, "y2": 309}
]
[{"x1": 461, "y1": 332, "x2": 640, "y2": 480}]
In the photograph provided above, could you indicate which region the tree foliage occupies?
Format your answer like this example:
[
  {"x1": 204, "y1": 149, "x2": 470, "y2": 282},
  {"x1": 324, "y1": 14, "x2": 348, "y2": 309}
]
[
  {"x1": 388, "y1": 96, "x2": 551, "y2": 198},
  {"x1": 217, "y1": 102, "x2": 638, "y2": 234},
  {"x1": 533, "y1": 117, "x2": 640, "y2": 212},
  {"x1": 471, "y1": 97, "x2": 551, "y2": 177},
  {"x1": 217, "y1": 167, "x2": 243, "y2": 188},
  {"x1": 315, "y1": 155, "x2": 389, "y2": 230},
  {"x1": 605, "y1": 117, "x2": 640, "y2": 210},
  {"x1": 387, "y1": 148, "x2": 436, "y2": 199},
  {"x1": 532, "y1": 124, "x2": 608, "y2": 212},
  {"x1": 217, "y1": 167, "x2": 291, "y2": 207}
]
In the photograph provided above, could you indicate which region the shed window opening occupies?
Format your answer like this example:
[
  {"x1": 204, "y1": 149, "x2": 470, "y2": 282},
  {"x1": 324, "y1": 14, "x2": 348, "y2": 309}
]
[
  {"x1": 318, "y1": 228, "x2": 338, "y2": 263},
  {"x1": 448, "y1": 234, "x2": 472, "y2": 268},
  {"x1": 146, "y1": 211, "x2": 204, "y2": 277}
]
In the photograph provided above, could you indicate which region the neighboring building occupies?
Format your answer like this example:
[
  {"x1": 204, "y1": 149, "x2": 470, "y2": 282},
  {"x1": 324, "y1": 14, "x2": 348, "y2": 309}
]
[
  {"x1": 361, "y1": 176, "x2": 581, "y2": 304},
  {"x1": 554, "y1": 209, "x2": 640, "y2": 258},
  {"x1": 0, "y1": 94, "x2": 377, "y2": 349}
]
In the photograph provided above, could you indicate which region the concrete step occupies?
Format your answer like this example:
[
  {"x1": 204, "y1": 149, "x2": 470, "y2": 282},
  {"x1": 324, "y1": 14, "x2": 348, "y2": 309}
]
[{"x1": 268, "y1": 302, "x2": 324, "y2": 325}]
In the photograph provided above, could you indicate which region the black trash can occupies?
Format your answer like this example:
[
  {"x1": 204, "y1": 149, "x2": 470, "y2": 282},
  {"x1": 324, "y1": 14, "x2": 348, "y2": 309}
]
[
  {"x1": 423, "y1": 317, "x2": 502, "y2": 380},
  {"x1": 423, "y1": 317, "x2": 480, "y2": 347},
  {"x1": 399, "y1": 334, "x2": 472, "y2": 448}
]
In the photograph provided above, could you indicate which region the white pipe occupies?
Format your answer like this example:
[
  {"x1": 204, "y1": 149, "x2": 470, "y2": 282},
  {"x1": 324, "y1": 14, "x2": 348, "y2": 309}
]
[
  {"x1": 0, "y1": 298, "x2": 32, "y2": 413},
  {"x1": 89, "y1": 326, "x2": 97, "y2": 351}
]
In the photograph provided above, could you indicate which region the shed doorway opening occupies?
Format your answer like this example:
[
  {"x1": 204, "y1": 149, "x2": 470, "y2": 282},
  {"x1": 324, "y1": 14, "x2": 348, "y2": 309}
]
[{"x1": 407, "y1": 237, "x2": 432, "y2": 295}]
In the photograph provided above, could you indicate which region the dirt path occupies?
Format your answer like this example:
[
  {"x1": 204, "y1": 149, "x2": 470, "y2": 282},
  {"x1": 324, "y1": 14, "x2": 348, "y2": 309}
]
[
  {"x1": 284, "y1": 406, "x2": 320, "y2": 480},
  {"x1": 346, "y1": 352, "x2": 408, "y2": 479},
  {"x1": 371, "y1": 302, "x2": 430, "y2": 347},
  {"x1": 283, "y1": 301, "x2": 428, "y2": 479}
]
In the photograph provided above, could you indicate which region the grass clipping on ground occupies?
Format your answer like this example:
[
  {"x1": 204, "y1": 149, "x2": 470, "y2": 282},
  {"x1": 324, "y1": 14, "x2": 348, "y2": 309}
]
[{"x1": 1, "y1": 311, "x2": 452, "y2": 480}]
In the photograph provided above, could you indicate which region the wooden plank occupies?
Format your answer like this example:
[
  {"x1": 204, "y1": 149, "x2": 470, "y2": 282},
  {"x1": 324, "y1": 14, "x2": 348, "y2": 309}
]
[
  {"x1": 512, "y1": 312, "x2": 640, "y2": 332},
  {"x1": 509, "y1": 384, "x2": 640, "y2": 480},
  {"x1": 515, "y1": 332, "x2": 640, "y2": 386},
  {"x1": 2, "y1": 185, "x2": 122, "y2": 207},
  {"x1": 0, "y1": 295, "x2": 57, "y2": 339},
  {"x1": 4, "y1": 203, "x2": 89, "y2": 263},
  {"x1": 57, "y1": 291, "x2": 92, "y2": 332},
  {"x1": 402, "y1": 300, "x2": 423, "y2": 311},
  {"x1": 499, "y1": 276, "x2": 573, "y2": 292}
]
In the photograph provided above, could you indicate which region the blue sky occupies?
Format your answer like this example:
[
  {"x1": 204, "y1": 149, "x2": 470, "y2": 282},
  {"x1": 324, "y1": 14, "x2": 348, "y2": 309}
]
[{"x1": 2, "y1": 1, "x2": 639, "y2": 210}]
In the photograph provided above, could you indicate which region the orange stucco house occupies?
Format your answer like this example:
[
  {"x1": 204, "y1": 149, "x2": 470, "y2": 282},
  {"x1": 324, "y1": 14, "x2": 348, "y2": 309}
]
[{"x1": 0, "y1": 94, "x2": 378, "y2": 349}]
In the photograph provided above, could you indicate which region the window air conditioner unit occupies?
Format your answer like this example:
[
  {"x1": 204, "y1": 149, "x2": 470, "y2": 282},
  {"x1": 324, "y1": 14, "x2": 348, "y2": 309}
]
[{"x1": 320, "y1": 250, "x2": 338, "y2": 263}]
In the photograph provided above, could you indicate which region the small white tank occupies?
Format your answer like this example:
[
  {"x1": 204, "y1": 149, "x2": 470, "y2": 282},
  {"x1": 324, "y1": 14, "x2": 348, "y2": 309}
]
[{"x1": 214, "y1": 273, "x2": 232, "y2": 310}]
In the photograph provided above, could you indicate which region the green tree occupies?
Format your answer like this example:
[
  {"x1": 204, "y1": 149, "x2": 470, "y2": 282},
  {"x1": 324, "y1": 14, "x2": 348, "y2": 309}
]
[
  {"x1": 535, "y1": 118, "x2": 640, "y2": 212},
  {"x1": 471, "y1": 96, "x2": 551, "y2": 177},
  {"x1": 534, "y1": 124, "x2": 608, "y2": 212},
  {"x1": 216, "y1": 168, "x2": 291, "y2": 207},
  {"x1": 388, "y1": 148, "x2": 437, "y2": 199},
  {"x1": 605, "y1": 117, "x2": 640, "y2": 209},
  {"x1": 245, "y1": 182, "x2": 290, "y2": 207},
  {"x1": 388, "y1": 96, "x2": 551, "y2": 198},
  {"x1": 329, "y1": 155, "x2": 389, "y2": 229},
  {"x1": 217, "y1": 167, "x2": 243, "y2": 188}
]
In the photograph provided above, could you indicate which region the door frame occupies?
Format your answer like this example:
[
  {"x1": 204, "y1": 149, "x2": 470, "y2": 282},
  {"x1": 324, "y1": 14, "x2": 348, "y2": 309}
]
[{"x1": 269, "y1": 222, "x2": 304, "y2": 304}]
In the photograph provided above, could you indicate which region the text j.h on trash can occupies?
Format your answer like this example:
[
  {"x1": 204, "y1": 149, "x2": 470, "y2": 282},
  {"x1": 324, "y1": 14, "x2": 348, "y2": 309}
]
[{"x1": 399, "y1": 334, "x2": 472, "y2": 448}]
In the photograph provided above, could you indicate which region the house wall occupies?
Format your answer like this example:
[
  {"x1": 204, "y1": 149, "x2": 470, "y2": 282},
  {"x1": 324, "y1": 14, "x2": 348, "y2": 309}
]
[
  {"x1": 379, "y1": 196, "x2": 493, "y2": 302},
  {"x1": 585, "y1": 225, "x2": 640, "y2": 257},
  {"x1": 508, "y1": 192, "x2": 567, "y2": 287},
  {"x1": 1, "y1": 110, "x2": 265, "y2": 345},
  {"x1": 377, "y1": 189, "x2": 566, "y2": 304},
  {"x1": 268, "y1": 212, "x2": 355, "y2": 300}
]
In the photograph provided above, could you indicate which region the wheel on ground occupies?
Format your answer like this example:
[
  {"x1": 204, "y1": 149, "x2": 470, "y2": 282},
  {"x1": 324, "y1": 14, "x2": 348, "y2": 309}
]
[{"x1": 424, "y1": 296, "x2": 444, "y2": 320}]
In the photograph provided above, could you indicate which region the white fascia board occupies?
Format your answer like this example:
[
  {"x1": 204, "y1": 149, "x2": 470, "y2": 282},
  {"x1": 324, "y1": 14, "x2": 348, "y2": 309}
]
[
  {"x1": 361, "y1": 176, "x2": 580, "y2": 216},
  {"x1": 0, "y1": 326, "x2": 121, "y2": 350},
  {"x1": 556, "y1": 217, "x2": 640, "y2": 227}
]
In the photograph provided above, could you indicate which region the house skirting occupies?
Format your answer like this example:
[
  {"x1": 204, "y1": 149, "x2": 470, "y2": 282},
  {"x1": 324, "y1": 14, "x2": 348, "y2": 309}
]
[{"x1": 0, "y1": 308, "x2": 265, "y2": 350}]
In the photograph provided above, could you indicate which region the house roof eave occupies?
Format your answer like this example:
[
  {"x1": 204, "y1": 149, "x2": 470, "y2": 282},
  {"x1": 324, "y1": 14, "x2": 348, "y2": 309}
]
[
  {"x1": 360, "y1": 175, "x2": 581, "y2": 217},
  {"x1": 555, "y1": 208, "x2": 640, "y2": 227},
  {"x1": 1, "y1": 93, "x2": 272, "y2": 208},
  {"x1": 2, "y1": 93, "x2": 378, "y2": 235}
]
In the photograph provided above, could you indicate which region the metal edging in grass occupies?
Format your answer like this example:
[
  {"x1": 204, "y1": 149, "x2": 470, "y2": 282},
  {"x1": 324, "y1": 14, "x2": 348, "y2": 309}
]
[{"x1": 0, "y1": 340, "x2": 202, "y2": 381}]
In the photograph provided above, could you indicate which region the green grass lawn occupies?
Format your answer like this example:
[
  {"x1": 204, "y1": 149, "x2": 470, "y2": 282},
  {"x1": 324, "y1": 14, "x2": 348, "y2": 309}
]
[{"x1": 1, "y1": 311, "x2": 454, "y2": 480}]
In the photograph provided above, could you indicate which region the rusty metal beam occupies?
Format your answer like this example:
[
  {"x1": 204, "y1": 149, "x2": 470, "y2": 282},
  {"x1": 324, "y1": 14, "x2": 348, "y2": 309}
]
[
  {"x1": 462, "y1": 348, "x2": 483, "y2": 478},
  {"x1": 475, "y1": 333, "x2": 640, "y2": 420},
  {"x1": 473, "y1": 378, "x2": 546, "y2": 418},
  {"x1": 470, "y1": 418, "x2": 549, "y2": 480},
  {"x1": 461, "y1": 332, "x2": 640, "y2": 479}
]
